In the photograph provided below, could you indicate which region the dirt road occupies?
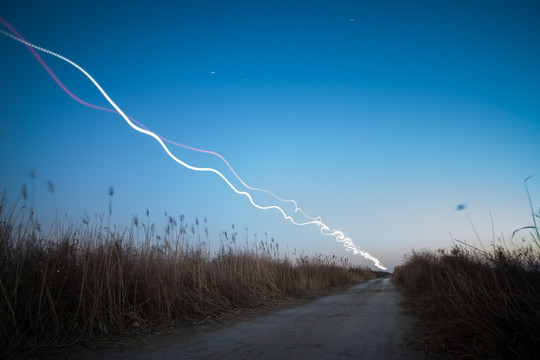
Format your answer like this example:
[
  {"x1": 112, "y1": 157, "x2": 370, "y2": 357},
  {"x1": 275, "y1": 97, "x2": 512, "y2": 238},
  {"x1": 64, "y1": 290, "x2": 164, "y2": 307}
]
[{"x1": 74, "y1": 277, "x2": 422, "y2": 360}]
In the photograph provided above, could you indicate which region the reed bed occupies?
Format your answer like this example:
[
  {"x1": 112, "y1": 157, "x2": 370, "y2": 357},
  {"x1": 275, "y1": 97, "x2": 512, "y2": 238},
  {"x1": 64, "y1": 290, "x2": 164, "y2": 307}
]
[
  {"x1": 393, "y1": 231, "x2": 540, "y2": 358},
  {"x1": 0, "y1": 192, "x2": 378, "y2": 357}
]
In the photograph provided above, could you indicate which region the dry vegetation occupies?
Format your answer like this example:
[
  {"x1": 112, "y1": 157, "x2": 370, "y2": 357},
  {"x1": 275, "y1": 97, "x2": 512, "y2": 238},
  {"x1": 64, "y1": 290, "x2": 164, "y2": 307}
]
[
  {"x1": 393, "y1": 179, "x2": 540, "y2": 359},
  {"x1": 0, "y1": 190, "x2": 381, "y2": 357}
]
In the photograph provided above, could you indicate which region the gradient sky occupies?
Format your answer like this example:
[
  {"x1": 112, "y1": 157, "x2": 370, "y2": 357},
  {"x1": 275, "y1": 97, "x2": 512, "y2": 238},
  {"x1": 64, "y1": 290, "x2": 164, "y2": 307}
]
[{"x1": 1, "y1": 0, "x2": 539, "y2": 270}]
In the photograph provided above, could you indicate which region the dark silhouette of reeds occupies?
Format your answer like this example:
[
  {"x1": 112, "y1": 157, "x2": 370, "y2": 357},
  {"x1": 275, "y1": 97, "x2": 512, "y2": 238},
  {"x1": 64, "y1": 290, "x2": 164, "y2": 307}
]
[
  {"x1": 393, "y1": 245, "x2": 540, "y2": 359},
  {"x1": 393, "y1": 178, "x2": 540, "y2": 359}
]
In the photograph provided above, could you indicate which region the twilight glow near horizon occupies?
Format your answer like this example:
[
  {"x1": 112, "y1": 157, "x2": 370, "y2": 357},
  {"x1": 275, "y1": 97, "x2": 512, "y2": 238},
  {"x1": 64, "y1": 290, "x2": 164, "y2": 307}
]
[{"x1": 1, "y1": 1, "x2": 539, "y2": 271}]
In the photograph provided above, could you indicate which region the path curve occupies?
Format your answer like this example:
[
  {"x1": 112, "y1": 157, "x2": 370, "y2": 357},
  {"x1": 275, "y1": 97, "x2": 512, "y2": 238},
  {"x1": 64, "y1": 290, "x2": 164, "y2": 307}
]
[{"x1": 74, "y1": 277, "x2": 422, "y2": 360}]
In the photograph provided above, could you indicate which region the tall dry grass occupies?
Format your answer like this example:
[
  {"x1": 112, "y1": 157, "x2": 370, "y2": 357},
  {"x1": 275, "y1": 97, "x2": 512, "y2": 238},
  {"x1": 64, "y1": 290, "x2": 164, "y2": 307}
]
[
  {"x1": 393, "y1": 246, "x2": 540, "y2": 359},
  {"x1": 393, "y1": 178, "x2": 540, "y2": 359},
  {"x1": 0, "y1": 191, "x2": 379, "y2": 357}
]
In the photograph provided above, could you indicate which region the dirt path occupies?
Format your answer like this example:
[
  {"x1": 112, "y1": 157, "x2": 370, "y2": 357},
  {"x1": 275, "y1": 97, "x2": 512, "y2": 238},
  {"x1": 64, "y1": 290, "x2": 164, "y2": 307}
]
[{"x1": 73, "y1": 277, "x2": 422, "y2": 360}]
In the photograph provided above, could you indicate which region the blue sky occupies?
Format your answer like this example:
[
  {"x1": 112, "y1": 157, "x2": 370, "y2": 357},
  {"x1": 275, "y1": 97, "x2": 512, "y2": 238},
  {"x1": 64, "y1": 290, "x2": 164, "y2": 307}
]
[{"x1": 1, "y1": 1, "x2": 539, "y2": 270}]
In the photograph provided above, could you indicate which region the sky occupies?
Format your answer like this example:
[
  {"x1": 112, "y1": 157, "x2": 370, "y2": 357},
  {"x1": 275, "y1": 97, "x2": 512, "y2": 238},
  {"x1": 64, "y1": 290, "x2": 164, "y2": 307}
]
[{"x1": 1, "y1": 0, "x2": 539, "y2": 271}]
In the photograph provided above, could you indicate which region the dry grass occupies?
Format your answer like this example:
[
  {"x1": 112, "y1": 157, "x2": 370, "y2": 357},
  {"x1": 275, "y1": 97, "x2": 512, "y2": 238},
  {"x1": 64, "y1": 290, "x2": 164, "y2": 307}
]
[
  {"x1": 393, "y1": 181, "x2": 540, "y2": 360},
  {"x1": 393, "y1": 246, "x2": 540, "y2": 359},
  {"x1": 0, "y1": 191, "x2": 380, "y2": 357}
]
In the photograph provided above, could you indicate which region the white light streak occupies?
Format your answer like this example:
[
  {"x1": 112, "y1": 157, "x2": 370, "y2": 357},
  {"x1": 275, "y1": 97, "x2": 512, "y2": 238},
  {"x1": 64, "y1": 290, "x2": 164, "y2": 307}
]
[{"x1": 1, "y1": 26, "x2": 386, "y2": 270}]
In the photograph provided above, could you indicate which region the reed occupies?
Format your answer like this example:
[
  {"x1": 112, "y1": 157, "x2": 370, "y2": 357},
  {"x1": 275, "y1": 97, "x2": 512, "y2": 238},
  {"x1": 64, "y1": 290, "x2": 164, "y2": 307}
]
[
  {"x1": 0, "y1": 191, "x2": 379, "y2": 357},
  {"x1": 392, "y1": 179, "x2": 540, "y2": 359}
]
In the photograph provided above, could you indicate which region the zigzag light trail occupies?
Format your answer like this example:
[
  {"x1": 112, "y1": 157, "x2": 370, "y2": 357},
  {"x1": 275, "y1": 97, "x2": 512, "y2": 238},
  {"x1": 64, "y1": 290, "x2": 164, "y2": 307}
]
[{"x1": 0, "y1": 19, "x2": 386, "y2": 270}]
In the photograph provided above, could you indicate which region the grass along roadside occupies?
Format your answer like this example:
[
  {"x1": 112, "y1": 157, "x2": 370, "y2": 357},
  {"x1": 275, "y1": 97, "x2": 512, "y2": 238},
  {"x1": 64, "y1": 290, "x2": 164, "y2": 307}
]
[
  {"x1": 393, "y1": 246, "x2": 540, "y2": 359},
  {"x1": 392, "y1": 178, "x2": 540, "y2": 359},
  {"x1": 0, "y1": 191, "x2": 383, "y2": 358}
]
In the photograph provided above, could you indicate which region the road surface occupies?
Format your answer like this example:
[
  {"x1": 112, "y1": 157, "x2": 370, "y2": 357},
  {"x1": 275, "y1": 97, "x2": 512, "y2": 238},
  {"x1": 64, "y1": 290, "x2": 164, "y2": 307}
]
[{"x1": 73, "y1": 277, "x2": 422, "y2": 360}]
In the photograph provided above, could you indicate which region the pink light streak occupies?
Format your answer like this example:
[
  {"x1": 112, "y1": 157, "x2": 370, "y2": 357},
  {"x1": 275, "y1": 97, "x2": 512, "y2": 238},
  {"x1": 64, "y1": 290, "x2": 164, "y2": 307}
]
[
  {"x1": 0, "y1": 18, "x2": 386, "y2": 270},
  {"x1": 0, "y1": 17, "x2": 317, "y2": 222}
]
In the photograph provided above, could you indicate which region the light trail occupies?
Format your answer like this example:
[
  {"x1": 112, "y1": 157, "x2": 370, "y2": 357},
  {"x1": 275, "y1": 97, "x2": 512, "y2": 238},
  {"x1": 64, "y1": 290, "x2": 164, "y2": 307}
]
[
  {"x1": 0, "y1": 18, "x2": 386, "y2": 270},
  {"x1": 0, "y1": 17, "x2": 319, "y2": 224}
]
